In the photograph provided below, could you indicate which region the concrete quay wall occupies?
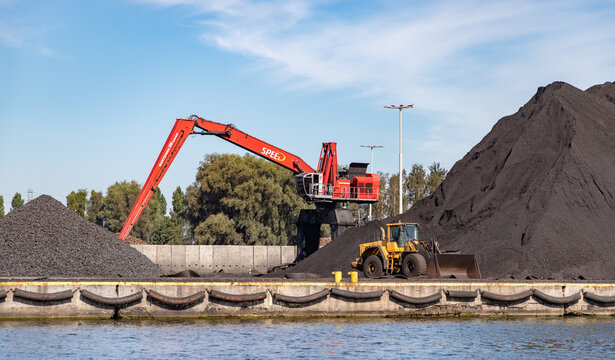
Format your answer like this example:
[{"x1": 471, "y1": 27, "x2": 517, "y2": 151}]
[
  {"x1": 1, "y1": 280, "x2": 614, "y2": 319},
  {"x1": 130, "y1": 245, "x2": 297, "y2": 274}
]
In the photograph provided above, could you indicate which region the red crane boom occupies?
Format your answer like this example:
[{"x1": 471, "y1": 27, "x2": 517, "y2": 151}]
[
  {"x1": 192, "y1": 116, "x2": 316, "y2": 174},
  {"x1": 118, "y1": 115, "x2": 378, "y2": 241}
]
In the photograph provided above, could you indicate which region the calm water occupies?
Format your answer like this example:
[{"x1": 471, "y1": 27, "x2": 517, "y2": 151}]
[{"x1": 0, "y1": 317, "x2": 614, "y2": 359}]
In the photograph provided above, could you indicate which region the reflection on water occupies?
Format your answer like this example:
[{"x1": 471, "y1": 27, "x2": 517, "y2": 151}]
[{"x1": 0, "y1": 317, "x2": 614, "y2": 359}]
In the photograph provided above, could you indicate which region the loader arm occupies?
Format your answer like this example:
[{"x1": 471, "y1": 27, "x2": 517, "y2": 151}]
[{"x1": 118, "y1": 115, "x2": 316, "y2": 241}]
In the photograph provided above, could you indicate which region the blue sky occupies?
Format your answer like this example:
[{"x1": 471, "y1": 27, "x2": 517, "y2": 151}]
[{"x1": 1, "y1": 0, "x2": 614, "y2": 211}]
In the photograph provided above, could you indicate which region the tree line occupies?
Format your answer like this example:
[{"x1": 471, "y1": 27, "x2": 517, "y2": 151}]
[
  {"x1": 1, "y1": 154, "x2": 446, "y2": 244},
  {"x1": 370, "y1": 162, "x2": 447, "y2": 220},
  {"x1": 0, "y1": 193, "x2": 25, "y2": 219}
]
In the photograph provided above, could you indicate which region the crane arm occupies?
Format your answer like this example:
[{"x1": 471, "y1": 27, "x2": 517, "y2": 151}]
[
  {"x1": 192, "y1": 116, "x2": 315, "y2": 174},
  {"x1": 118, "y1": 119, "x2": 195, "y2": 240},
  {"x1": 118, "y1": 116, "x2": 316, "y2": 241}
]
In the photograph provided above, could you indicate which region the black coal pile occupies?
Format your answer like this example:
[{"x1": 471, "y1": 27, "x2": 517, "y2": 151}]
[
  {"x1": 0, "y1": 195, "x2": 164, "y2": 278},
  {"x1": 291, "y1": 81, "x2": 615, "y2": 280}
]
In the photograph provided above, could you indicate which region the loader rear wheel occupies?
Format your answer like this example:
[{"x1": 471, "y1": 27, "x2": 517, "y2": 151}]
[
  {"x1": 363, "y1": 256, "x2": 383, "y2": 278},
  {"x1": 402, "y1": 253, "x2": 427, "y2": 277}
]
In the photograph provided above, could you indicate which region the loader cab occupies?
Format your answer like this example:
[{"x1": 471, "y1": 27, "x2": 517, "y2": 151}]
[{"x1": 388, "y1": 222, "x2": 419, "y2": 247}]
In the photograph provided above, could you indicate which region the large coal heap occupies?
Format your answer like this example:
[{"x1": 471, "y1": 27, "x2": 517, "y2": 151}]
[
  {"x1": 292, "y1": 81, "x2": 615, "y2": 280},
  {"x1": 0, "y1": 195, "x2": 164, "y2": 278}
]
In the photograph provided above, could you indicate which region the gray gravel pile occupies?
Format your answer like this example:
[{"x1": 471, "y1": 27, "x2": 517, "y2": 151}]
[
  {"x1": 291, "y1": 81, "x2": 615, "y2": 280},
  {"x1": 0, "y1": 195, "x2": 164, "y2": 278}
]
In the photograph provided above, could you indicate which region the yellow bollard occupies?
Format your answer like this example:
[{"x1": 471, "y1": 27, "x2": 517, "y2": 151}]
[
  {"x1": 348, "y1": 271, "x2": 358, "y2": 283},
  {"x1": 332, "y1": 271, "x2": 342, "y2": 283}
]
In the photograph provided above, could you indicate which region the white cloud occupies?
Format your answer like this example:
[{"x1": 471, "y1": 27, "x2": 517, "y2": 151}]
[
  {"x1": 135, "y1": 0, "x2": 615, "y2": 166},
  {"x1": 39, "y1": 46, "x2": 73, "y2": 61},
  {"x1": 0, "y1": 15, "x2": 71, "y2": 61},
  {"x1": 0, "y1": 25, "x2": 71, "y2": 60},
  {"x1": 0, "y1": 24, "x2": 26, "y2": 48},
  {"x1": 0, "y1": 0, "x2": 23, "y2": 47}
]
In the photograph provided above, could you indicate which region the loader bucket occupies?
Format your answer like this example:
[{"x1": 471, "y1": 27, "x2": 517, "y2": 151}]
[{"x1": 426, "y1": 254, "x2": 481, "y2": 279}]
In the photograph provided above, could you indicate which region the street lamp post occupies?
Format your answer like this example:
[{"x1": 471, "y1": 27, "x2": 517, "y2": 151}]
[
  {"x1": 384, "y1": 104, "x2": 413, "y2": 215},
  {"x1": 360, "y1": 144, "x2": 383, "y2": 221}
]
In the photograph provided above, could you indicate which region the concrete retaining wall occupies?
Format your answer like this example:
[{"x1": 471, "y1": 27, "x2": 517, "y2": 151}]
[
  {"x1": 131, "y1": 245, "x2": 296, "y2": 274},
  {"x1": 1, "y1": 280, "x2": 614, "y2": 319}
]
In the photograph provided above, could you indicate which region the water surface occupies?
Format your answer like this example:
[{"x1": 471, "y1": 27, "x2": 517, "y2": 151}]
[{"x1": 1, "y1": 317, "x2": 613, "y2": 359}]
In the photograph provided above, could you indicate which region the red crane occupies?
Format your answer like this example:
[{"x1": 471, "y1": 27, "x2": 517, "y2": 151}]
[{"x1": 118, "y1": 115, "x2": 379, "y2": 244}]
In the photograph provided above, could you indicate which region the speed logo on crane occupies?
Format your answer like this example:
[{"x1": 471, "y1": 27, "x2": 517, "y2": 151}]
[{"x1": 261, "y1": 147, "x2": 286, "y2": 162}]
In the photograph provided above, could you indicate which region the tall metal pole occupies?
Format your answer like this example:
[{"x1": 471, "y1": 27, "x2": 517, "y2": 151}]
[
  {"x1": 360, "y1": 145, "x2": 383, "y2": 221},
  {"x1": 384, "y1": 104, "x2": 413, "y2": 215},
  {"x1": 398, "y1": 108, "x2": 403, "y2": 215}
]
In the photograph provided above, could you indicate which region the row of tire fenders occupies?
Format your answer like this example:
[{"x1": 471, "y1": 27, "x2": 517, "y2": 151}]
[{"x1": 1, "y1": 287, "x2": 614, "y2": 309}]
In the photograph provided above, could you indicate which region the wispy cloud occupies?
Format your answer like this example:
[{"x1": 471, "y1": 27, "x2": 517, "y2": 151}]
[
  {"x1": 0, "y1": 27, "x2": 72, "y2": 60},
  {"x1": 135, "y1": 0, "x2": 615, "y2": 164},
  {"x1": 38, "y1": 46, "x2": 73, "y2": 61},
  {"x1": 0, "y1": 1, "x2": 72, "y2": 60},
  {"x1": 0, "y1": 18, "x2": 28, "y2": 49},
  {"x1": 0, "y1": 25, "x2": 26, "y2": 49},
  {"x1": 0, "y1": 0, "x2": 25, "y2": 48}
]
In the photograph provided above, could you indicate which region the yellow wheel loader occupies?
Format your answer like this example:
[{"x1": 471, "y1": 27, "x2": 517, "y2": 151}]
[{"x1": 351, "y1": 221, "x2": 481, "y2": 279}]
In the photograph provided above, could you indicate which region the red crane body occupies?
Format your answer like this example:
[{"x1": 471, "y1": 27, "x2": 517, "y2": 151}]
[{"x1": 118, "y1": 115, "x2": 379, "y2": 241}]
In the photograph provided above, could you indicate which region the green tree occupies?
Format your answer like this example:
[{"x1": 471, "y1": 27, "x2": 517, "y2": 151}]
[
  {"x1": 146, "y1": 187, "x2": 189, "y2": 244},
  {"x1": 171, "y1": 186, "x2": 185, "y2": 219},
  {"x1": 166, "y1": 186, "x2": 189, "y2": 244},
  {"x1": 11, "y1": 193, "x2": 24, "y2": 211},
  {"x1": 67, "y1": 189, "x2": 88, "y2": 217},
  {"x1": 384, "y1": 171, "x2": 408, "y2": 217},
  {"x1": 372, "y1": 172, "x2": 390, "y2": 220},
  {"x1": 102, "y1": 181, "x2": 166, "y2": 242},
  {"x1": 150, "y1": 216, "x2": 186, "y2": 245},
  {"x1": 404, "y1": 162, "x2": 448, "y2": 208},
  {"x1": 0, "y1": 195, "x2": 4, "y2": 219},
  {"x1": 193, "y1": 213, "x2": 242, "y2": 245},
  {"x1": 360, "y1": 163, "x2": 447, "y2": 220},
  {"x1": 426, "y1": 162, "x2": 447, "y2": 194},
  {"x1": 86, "y1": 190, "x2": 105, "y2": 226},
  {"x1": 185, "y1": 153, "x2": 308, "y2": 245},
  {"x1": 150, "y1": 187, "x2": 167, "y2": 217},
  {"x1": 320, "y1": 223, "x2": 331, "y2": 237},
  {"x1": 406, "y1": 164, "x2": 428, "y2": 206}
]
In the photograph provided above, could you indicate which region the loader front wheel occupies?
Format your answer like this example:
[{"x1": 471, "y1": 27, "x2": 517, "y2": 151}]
[
  {"x1": 363, "y1": 255, "x2": 383, "y2": 278},
  {"x1": 402, "y1": 253, "x2": 427, "y2": 277}
]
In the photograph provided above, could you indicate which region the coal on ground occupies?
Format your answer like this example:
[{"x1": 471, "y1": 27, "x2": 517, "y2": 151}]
[
  {"x1": 0, "y1": 195, "x2": 164, "y2": 278},
  {"x1": 290, "y1": 81, "x2": 615, "y2": 280}
]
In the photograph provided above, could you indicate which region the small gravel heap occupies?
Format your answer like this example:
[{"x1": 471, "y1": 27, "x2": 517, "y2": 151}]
[{"x1": 0, "y1": 195, "x2": 164, "y2": 278}]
